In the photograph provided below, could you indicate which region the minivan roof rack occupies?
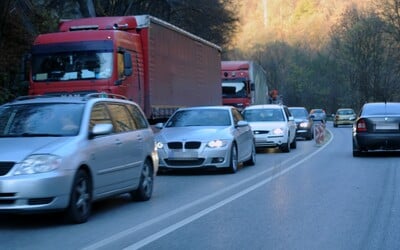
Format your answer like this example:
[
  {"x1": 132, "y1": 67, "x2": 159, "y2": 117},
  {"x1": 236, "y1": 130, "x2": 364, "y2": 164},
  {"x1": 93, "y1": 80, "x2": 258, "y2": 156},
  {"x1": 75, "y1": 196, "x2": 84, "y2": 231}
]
[
  {"x1": 13, "y1": 92, "x2": 128, "y2": 102},
  {"x1": 13, "y1": 95, "x2": 56, "y2": 101},
  {"x1": 83, "y1": 92, "x2": 128, "y2": 100}
]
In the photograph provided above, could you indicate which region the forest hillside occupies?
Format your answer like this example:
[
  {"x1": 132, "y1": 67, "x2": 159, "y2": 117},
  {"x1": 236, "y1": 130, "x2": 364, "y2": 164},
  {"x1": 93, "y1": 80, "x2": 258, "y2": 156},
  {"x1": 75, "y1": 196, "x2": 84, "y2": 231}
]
[{"x1": 230, "y1": 0, "x2": 373, "y2": 51}]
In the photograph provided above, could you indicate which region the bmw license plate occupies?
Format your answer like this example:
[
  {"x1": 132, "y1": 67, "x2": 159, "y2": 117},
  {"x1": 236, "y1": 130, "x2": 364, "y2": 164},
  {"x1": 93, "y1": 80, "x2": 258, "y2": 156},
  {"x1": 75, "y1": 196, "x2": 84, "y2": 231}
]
[{"x1": 168, "y1": 150, "x2": 198, "y2": 159}]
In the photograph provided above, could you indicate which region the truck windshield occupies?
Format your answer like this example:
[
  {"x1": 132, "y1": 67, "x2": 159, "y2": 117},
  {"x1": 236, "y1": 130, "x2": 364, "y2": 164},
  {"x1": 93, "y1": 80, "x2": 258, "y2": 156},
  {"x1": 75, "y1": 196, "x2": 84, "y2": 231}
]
[
  {"x1": 32, "y1": 51, "x2": 113, "y2": 82},
  {"x1": 222, "y1": 81, "x2": 247, "y2": 98}
]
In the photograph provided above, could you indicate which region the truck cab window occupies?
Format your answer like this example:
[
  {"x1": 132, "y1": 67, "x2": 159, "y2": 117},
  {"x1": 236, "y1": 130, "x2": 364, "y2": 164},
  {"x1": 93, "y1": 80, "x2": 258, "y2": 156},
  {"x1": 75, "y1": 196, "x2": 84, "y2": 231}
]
[
  {"x1": 222, "y1": 81, "x2": 247, "y2": 98},
  {"x1": 32, "y1": 51, "x2": 112, "y2": 81}
]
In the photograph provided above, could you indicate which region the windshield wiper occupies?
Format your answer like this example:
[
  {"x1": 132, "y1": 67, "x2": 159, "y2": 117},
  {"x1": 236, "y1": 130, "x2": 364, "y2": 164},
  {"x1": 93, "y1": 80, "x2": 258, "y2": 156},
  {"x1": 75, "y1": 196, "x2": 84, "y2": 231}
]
[{"x1": 20, "y1": 133, "x2": 64, "y2": 137}]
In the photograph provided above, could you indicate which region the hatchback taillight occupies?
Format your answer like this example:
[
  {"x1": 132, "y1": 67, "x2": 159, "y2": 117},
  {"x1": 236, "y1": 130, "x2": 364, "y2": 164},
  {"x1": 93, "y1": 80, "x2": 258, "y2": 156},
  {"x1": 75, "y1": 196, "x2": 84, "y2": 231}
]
[{"x1": 356, "y1": 119, "x2": 367, "y2": 132}]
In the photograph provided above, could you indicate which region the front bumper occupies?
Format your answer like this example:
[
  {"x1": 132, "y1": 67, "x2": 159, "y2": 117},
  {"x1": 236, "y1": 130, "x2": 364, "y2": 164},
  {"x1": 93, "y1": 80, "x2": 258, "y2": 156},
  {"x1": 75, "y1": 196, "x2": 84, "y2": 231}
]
[
  {"x1": 157, "y1": 144, "x2": 232, "y2": 169},
  {"x1": 254, "y1": 134, "x2": 286, "y2": 148},
  {"x1": 0, "y1": 170, "x2": 74, "y2": 212}
]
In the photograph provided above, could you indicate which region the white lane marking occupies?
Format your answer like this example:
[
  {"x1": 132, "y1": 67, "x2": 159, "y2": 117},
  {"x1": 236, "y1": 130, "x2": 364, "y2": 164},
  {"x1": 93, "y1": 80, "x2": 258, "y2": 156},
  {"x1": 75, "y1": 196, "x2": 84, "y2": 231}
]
[{"x1": 84, "y1": 131, "x2": 333, "y2": 250}]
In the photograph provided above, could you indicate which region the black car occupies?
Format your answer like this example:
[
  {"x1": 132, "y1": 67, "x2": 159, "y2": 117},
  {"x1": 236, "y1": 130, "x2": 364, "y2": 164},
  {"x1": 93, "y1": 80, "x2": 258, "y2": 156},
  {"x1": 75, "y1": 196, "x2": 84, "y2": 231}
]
[
  {"x1": 352, "y1": 102, "x2": 400, "y2": 157},
  {"x1": 288, "y1": 107, "x2": 314, "y2": 140}
]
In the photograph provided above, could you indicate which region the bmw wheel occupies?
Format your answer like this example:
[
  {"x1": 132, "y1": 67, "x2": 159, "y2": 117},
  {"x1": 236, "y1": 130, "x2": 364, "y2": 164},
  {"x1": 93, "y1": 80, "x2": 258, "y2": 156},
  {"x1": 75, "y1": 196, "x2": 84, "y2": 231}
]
[
  {"x1": 227, "y1": 144, "x2": 238, "y2": 173},
  {"x1": 244, "y1": 142, "x2": 256, "y2": 166}
]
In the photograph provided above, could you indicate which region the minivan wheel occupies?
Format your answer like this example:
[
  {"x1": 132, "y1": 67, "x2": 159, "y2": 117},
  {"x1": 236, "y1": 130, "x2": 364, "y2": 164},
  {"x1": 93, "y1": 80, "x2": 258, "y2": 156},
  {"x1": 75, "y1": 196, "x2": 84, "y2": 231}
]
[
  {"x1": 131, "y1": 160, "x2": 153, "y2": 201},
  {"x1": 65, "y1": 169, "x2": 92, "y2": 224}
]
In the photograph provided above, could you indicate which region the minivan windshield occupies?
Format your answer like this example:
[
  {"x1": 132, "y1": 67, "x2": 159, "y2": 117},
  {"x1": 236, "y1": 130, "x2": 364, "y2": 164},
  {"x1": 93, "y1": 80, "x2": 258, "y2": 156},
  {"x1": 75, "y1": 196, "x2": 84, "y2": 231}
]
[{"x1": 0, "y1": 103, "x2": 84, "y2": 136}]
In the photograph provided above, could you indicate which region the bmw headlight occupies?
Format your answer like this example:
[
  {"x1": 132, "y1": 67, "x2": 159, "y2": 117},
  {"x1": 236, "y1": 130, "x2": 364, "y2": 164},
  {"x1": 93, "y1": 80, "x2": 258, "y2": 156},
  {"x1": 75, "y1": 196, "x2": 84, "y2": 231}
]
[
  {"x1": 155, "y1": 141, "x2": 164, "y2": 149},
  {"x1": 271, "y1": 128, "x2": 284, "y2": 136},
  {"x1": 207, "y1": 140, "x2": 228, "y2": 148},
  {"x1": 14, "y1": 154, "x2": 62, "y2": 175}
]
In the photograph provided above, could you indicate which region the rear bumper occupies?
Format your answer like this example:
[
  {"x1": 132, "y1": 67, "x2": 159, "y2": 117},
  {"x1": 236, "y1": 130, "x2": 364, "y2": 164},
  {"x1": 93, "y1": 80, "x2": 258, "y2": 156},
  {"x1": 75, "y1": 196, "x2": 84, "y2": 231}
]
[
  {"x1": 335, "y1": 119, "x2": 355, "y2": 125},
  {"x1": 353, "y1": 133, "x2": 400, "y2": 150}
]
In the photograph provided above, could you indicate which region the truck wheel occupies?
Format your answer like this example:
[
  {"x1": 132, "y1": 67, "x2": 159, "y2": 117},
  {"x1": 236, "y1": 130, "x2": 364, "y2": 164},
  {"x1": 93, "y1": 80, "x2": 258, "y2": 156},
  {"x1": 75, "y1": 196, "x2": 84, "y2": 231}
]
[
  {"x1": 131, "y1": 160, "x2": 154, "y2": 201},
  {"x1": 227, "y1": 144, "x2": 238, "y2": 173},
  {"x1": 65, "y1": 169, "x2": 92, "y2": 224}
]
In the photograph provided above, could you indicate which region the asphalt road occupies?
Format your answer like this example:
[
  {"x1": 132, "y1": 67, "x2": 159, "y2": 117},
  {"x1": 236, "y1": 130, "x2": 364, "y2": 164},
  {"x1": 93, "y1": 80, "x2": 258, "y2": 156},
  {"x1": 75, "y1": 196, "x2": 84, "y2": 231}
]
[{"x1": 1, "y1": 122, "x2": 400, "y2": 250}]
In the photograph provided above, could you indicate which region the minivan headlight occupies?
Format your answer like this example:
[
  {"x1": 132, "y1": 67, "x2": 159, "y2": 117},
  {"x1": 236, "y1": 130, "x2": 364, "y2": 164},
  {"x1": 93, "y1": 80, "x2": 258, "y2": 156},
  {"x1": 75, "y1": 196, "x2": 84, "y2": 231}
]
[{"x1": 14, "y1": 154, "x2": 62, "y2": 175}]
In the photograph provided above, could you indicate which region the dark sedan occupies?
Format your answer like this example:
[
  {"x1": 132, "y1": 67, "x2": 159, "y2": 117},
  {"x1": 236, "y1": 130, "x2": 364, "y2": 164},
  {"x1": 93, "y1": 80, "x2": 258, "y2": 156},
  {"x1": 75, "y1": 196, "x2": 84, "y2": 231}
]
[
  {"x1": 352, "y1": 102, "x2": 400, "y2": 157},
  {"x1": 288, "y1": 107, "x2": 314, "y2": 140}
]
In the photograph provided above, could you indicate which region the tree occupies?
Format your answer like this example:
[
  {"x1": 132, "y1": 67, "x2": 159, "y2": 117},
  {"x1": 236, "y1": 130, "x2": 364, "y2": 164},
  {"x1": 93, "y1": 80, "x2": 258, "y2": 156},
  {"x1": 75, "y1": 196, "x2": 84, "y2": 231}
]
[{"x1": 329, "y1": 7, "x2": 400, "y2": 109}]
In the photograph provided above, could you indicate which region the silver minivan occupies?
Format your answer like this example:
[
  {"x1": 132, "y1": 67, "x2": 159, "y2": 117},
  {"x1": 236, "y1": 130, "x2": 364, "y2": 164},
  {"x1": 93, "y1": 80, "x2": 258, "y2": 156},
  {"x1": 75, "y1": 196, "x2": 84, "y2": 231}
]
[{"x1": 0, "y1": 93, "x2": 158, "y2": 223}]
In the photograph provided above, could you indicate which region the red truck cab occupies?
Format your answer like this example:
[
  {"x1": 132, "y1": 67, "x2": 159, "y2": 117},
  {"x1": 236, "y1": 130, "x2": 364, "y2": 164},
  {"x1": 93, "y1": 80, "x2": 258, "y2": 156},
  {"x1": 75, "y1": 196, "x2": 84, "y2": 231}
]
[
  {"x1": 28, "y1": 16, "x2": 222, "y2": 122},
  {"x1": 221, "y1": 61, "x2": 268, "y2": 110},
  {"x1": 29, "y1": 17, "x2": 142, "y2": 105}
]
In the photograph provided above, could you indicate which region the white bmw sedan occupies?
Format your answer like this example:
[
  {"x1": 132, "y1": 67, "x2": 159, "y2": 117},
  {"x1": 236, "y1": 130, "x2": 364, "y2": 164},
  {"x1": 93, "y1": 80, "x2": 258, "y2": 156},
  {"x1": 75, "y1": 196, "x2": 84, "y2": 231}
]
[{"x1": 155, "y1": 106, "x2": 256, "y2": 173}]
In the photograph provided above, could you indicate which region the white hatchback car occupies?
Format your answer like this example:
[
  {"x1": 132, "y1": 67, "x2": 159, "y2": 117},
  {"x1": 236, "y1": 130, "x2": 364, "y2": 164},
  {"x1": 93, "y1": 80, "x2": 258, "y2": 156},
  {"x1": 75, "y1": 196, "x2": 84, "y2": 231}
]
[
  {"x1": 0, "y1": 93, "x2": 158, "y2": 223},
  {"x1": 242, "y1": 104, "x2": 297, "y2": 152}
]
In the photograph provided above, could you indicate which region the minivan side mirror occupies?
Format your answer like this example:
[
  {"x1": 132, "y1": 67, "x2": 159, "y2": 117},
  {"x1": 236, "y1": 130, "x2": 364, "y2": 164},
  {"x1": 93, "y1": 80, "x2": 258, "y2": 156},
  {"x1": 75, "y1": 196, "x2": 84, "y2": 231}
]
[{"x1": 89, "y1": 123, "x2": 113, "y2": 139}]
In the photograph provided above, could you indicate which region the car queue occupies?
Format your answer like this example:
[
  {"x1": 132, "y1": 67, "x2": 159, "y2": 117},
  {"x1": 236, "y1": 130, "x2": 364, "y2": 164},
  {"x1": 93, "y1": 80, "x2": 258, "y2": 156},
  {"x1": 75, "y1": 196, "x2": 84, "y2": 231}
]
[{"x1": 0, "y1": 94, "x2": 328, "y2": 224}]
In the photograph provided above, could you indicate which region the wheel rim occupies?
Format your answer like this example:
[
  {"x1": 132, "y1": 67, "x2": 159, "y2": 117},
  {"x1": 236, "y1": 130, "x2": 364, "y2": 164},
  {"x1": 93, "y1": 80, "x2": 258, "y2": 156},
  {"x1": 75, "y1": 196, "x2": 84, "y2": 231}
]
[
  {"x1": 141, "y1": 163, "x2": 153, "y2": 197},
  {"x1": 74, "y1": 178, "x2": 90, "y2": 216},
  {"x1": 232, "y1": 146, "x2": 238, "y2": 171}
]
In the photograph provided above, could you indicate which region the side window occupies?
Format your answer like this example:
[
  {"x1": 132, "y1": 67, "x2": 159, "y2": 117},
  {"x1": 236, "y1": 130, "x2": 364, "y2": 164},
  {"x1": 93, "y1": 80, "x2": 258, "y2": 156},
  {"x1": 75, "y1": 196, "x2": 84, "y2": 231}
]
[
  {"x1": 117, "y1": 53, "x2": 124, "y2": 79},
  {"x1": 283, "y1": 107, "x2": 291, "y2": 121},
  {"x1": 107, "y1": 103, "x2": 136, "y2": 132},
  {"x1": 127, "y1": 104, "x2": 149, "y2": 129},
  {"x1": 232, "y1": 108, "x2": 244, "y2": 125},
  {"x1": 90, "y1": 103, "x2": 113, "y2": 130}
]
